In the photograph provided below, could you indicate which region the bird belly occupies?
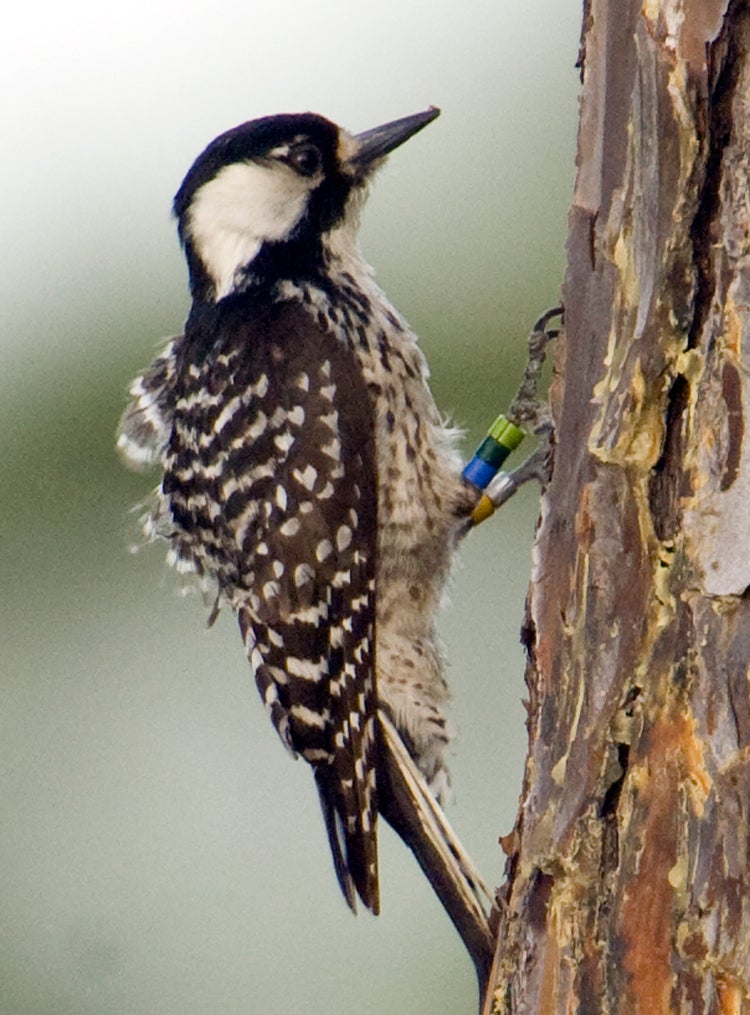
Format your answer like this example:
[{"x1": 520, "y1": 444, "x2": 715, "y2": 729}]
[{"x1": 371, "y1": 379, "x2": 473, "y2": 798}]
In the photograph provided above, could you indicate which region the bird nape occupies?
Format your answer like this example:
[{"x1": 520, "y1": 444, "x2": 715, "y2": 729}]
[{"x1": 117, "y1": 107, "x2": 497, "y2": 988}]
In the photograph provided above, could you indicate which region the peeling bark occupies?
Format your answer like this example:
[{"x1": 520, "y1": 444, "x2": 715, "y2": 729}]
[{"x1": 483, "y1": 2, "x2": 750, "y2": 1012}]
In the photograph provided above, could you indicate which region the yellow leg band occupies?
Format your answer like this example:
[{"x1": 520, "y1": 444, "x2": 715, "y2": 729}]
[{"x1": 470, "y1": 494, "x2": 496, "y2": 527}]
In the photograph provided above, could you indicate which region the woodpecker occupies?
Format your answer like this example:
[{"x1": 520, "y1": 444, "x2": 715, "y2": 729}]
[{"x1": 117, "y1": 108, "x2": 493, "y2": 979}]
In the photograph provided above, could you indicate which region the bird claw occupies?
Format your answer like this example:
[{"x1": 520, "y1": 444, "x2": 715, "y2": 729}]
[
  {"x1": 501, "y1": 306, "x2": 561, "y2": 497},
  {"x1": 506, "y1": 305, "x2": 562, "y2": 433},
  {"x1": 465, "y1": 308, "x2": 561, "y2": 530}
]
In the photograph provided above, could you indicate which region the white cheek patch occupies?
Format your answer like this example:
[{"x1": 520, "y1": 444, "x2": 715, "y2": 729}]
[{"x1": 187, "y1": 161, "x2": 315, "y2": 299}]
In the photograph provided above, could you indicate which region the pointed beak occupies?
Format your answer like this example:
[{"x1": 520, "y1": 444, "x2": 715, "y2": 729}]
[{"x1": 348, "y1": 107, "x2": 440, "y2": 174}]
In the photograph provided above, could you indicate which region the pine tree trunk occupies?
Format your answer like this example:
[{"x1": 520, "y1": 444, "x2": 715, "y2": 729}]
[{"x1": 483, "y1": 2, "x2": 750, "y2": 1011}]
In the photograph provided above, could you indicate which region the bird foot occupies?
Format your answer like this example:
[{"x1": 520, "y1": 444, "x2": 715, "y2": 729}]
[{"x1": 465, "y1": 307, "x2": 561, "y2": 529}]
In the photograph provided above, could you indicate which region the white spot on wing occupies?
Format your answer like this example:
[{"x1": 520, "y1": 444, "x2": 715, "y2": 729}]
[
  {"x1": 289, "y1": 603, "x2": 329, "y2": 624},
  {"x1": 280, "y1": 517, "x2": 301, "y2": 537},
  {"x1": 316, "y1": 539, "x2": 333, "y2": 562},
  {"x1": 290, "y1": 704, "x2": 330, "y2": 729},
  {"x1": 287, "y1": 656, "x2": 327, "y2": 681},
  {"x1": 246, "y1": 410, "x2": 268, "y2": 441},
  {"x1": 302, "y1": 747, "x2": 333, "y2": 763},
  {"x1": 213, "y1": 395, "x2": 242, "y2": 433},
  {"x1": 293, "y1": 465, "x2": 317, "y2": 491},
  {"x1": 274, "y1": 431, "x2": 294, "y2": 453},
  {"x1": 294, "y1": 563, "x2": 315, "y2": 587},
  {"x1": 336, "y1": 525, "x2": 352, "y2": 551},
  {"x1": 321, "y1": 438, "x2": 342, "y2": 460},
  {"x1": 269, "y1": 406, "x2": 288, "y2": 428},
  {"x1": 319, "y1": 411, "x2": 339, "y2": 432}
]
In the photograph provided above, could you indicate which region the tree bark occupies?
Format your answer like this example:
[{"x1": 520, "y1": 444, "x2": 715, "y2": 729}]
[{"x1": 483, "y1": 2, "x2": 750, "y2": 1012}]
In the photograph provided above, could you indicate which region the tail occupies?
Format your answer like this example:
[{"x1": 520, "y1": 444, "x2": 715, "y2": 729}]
[
  {"x1": 376, "y1": 709, "x2": 495, "y2": 989},
  {"x1": 314, "y1": 761, "x2": 380, "y2": 915}
]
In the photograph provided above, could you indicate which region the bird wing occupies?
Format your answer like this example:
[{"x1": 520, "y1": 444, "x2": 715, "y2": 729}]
[
  {"x1": 169, "y1": 298, "x2": 380, "y2": 913},
  {"x1": 116, "y1": 338, "x2": 179, "y2": 470}
]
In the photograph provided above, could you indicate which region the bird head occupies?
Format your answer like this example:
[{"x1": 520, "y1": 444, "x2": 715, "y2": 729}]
[{"x1": 173, "y1": 108, "x2": 440, "y2": 302}]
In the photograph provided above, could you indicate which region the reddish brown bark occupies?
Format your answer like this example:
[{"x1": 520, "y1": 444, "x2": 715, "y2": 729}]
[{"x1": 484, "y1": 2, "x2": 750, "y2": 1012}]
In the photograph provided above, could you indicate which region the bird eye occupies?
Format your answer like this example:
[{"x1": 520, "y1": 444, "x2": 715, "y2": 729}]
[{"x1": 287, "y1": 144, "x2": 322, "y2": 177}]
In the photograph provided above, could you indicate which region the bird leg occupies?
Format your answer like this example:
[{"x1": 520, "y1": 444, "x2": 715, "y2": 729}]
[
  {"x1": 464, "y1": 306, "x2": 562, "y2": 530},
  {"x1": 505, "y1": 305, "x2": 561, "y2": 433}
]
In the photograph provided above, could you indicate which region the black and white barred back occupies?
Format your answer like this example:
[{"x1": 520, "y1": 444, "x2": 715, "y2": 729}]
[{"x1": 117, "y1": 111, "x2": 491, "y2": 952}]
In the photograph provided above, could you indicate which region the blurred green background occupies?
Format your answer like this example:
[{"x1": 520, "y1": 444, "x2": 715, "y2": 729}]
[{"x1": 1, "y1": 2, "x2": 579, "y2": 1012}]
